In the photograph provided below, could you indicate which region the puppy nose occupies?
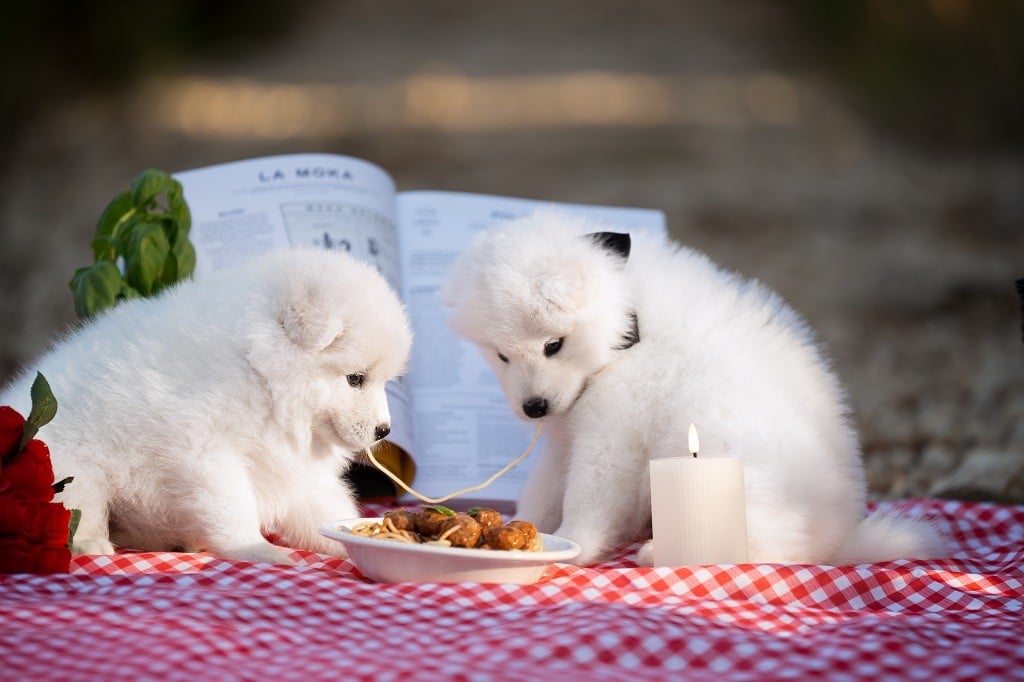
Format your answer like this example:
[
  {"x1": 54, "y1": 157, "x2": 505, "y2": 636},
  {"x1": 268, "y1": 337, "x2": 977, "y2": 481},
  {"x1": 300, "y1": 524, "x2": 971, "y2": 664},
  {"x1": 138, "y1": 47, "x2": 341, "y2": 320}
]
[
  {"x1": 374, "y1": 424, "x2": 391, "y2": 441},
  {"x1": 522, "y1": 398, "x2": 548, "y2": 419}
]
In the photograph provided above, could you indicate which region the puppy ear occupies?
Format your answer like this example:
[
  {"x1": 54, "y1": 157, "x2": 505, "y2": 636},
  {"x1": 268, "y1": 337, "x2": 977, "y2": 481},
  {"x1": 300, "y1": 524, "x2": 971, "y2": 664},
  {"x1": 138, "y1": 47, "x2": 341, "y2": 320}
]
[
  {"x1": 586, "y1": 232, "x2": 631, "y2": 262},
  {"x1": 279, "y1": 287, "x2": 344, "y2": 354},
  {"x1": 534, "y1": 269, "x2": 588, "y2": 313}
]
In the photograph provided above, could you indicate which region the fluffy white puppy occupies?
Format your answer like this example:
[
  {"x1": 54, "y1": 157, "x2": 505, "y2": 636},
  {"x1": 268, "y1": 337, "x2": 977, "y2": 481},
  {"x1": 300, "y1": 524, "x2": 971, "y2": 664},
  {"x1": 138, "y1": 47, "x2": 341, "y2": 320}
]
[
  {"x1": 1, "y1": 248, "x2": 411, "y2": 564},
  {"x1": 443, "y1": 210, "x2": 944, "y2": 566}
]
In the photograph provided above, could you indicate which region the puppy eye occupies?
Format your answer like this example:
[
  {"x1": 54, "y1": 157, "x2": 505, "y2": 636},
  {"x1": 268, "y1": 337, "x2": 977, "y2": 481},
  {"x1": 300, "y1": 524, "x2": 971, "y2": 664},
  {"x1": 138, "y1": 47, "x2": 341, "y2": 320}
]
[
  {"x1": 346, "y1": 373, "x2": 365, "y2": 388},
  {"x1": 497, "y1": 352, "x2": 509, "y2": 364},
  {"x1": 544, "y1": 338, "x2": 564, "y2": 357}
]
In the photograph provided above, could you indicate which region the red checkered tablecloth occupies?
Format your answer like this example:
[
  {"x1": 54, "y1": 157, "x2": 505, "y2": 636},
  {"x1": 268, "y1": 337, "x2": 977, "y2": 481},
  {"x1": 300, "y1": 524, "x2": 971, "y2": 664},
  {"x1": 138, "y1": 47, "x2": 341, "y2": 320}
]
[{"x1": 2, "y1": 498, "x2": 1022, "y2": 680}]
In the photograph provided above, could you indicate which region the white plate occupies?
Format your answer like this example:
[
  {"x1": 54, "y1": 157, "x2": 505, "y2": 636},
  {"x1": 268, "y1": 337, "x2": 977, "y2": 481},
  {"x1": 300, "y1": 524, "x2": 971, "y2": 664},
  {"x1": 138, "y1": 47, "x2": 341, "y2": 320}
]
[{"x1": 319, "y1": 517, "x2": 582, "y2": 584}]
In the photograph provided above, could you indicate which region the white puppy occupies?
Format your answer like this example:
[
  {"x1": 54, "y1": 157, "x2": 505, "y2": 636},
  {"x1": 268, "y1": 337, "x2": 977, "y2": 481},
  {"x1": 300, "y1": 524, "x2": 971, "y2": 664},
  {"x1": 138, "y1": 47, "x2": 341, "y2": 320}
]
[
  {"x1": 443, "y1": 210, "x2": 944, "y2": 566},
  {"x1": 1, "y1": 248, "x2": 411, "y2": 564}
]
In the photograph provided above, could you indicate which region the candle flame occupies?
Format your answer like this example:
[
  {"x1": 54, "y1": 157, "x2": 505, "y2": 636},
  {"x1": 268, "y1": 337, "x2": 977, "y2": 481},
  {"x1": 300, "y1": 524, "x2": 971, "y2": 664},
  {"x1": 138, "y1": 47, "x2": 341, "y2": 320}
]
[{"x1": 688, "y1": 422, "x2": 700, "y2": 457}]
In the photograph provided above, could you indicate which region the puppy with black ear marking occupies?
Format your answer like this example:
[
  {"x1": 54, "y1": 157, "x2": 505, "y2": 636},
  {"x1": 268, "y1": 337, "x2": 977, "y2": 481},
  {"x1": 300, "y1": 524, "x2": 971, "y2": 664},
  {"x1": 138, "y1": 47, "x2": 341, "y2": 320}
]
[
  {"x1": 0, "y1": 248, "x2": 412, "y2": 564},
  {"x1": 443, "y1": 209, "x2": 944, "y2": 566}
]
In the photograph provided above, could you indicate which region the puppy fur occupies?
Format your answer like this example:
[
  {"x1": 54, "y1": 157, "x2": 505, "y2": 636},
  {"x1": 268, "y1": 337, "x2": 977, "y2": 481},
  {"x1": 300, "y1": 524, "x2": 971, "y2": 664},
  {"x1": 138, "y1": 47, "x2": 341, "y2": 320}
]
[
  {"x1": 442, "y1": 210, "x2": 945, "y2": 566},
  {"x1": 1, "y1": 248, "x2": 412, "y2": 564}
]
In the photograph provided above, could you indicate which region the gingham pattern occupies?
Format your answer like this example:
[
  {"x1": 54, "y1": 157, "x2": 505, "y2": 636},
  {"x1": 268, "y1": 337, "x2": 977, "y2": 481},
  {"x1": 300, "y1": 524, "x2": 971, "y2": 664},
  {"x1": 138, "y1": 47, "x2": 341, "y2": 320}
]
[{"x1": 2, "y1": 499, "x2": 1022, "y2": 680}]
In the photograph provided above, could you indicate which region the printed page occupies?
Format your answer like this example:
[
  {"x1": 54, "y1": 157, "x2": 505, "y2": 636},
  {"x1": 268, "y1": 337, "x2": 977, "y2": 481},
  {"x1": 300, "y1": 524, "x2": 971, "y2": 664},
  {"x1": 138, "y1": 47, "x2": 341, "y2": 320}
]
[
  {"x1": 174, "y1": 154, "x2": 414, "y2": 458},
  {"x1": 395, "y1": 190, "x2": 667, "y2": 503}
]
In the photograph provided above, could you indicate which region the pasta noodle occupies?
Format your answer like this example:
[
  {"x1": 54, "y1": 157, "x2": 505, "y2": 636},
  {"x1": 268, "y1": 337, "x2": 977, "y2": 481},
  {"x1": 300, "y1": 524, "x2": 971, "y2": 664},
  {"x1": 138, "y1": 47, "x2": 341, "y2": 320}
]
[
  {"x1": 364, "y1": 421, "x2": 544, "y2": 504},
  {"x1": 347, "y1": 506, "x2": 541, "y2": 552},
  {"x1": 350, "y1": 517, "x2": 420, "y2": 544}
]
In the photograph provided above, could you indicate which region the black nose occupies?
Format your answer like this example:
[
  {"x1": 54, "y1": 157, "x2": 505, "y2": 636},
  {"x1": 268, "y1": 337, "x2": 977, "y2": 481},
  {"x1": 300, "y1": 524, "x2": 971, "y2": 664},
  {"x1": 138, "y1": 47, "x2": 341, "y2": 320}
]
[
  {"x1": 522, "y1": 398, "x2": 548, "y2": 419},
  {"x1": 374, "y1": 424, "x2": 391, "y2": 441}
]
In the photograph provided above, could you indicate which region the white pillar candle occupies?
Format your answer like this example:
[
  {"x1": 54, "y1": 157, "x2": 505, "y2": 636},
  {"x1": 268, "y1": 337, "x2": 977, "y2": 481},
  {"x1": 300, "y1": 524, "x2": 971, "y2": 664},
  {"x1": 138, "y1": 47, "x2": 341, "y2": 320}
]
[{"x1": 649, "y1": 423, "x2": 749, "y2": 566}]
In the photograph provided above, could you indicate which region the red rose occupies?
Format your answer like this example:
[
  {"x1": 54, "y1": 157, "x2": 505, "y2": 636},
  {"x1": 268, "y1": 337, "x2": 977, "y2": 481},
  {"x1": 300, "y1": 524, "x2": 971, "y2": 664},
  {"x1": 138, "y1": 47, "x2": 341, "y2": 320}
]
[
  {"x1": 0, "y1": 538, "x2": 33, "y2": 572},
  {"x1": 0, "y1": 375, "x2": 71, "y2": 575},
  {"x1": 32, "y1": 544, "x2": 72, "y2": 573},
  {"x1": 0, "y1": 406, "x2": 25, "y2": 463},
  {"x1": 0, "y1": 494, "x2": 35, "y2": 534},
  {"x1": 0, "y1": 439, "x2": 55, "y2": 502},
  {"x1": 39, "y1": 503, "x2": 72, "y2": 545},
  {"x1": 0, "y1": 496, "x2": 70, "y2": 544},
  {"x1": 0, "y1": 536, "x2": 70, "y2": 574}
]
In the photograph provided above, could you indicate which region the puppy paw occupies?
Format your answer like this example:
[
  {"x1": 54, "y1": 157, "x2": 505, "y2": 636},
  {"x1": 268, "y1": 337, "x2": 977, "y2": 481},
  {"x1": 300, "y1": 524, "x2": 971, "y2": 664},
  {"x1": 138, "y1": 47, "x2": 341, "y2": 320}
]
[
  {"x1": 555, "y1": 526, "x2": 610, "y2": 566},
  {"x1": 634, "y1": 540, "x2": 655, "y2": 566},
  {"x1": 300, "y1": 535, "x2": 349, "y2": 558},
  {"x1": 220, "y1": 542, "x2": 295, "y2": 565},
  {"x1": 571, "y1": 546, "x2": 608, "y2": 566},
  {"x1": 72, "y1": 536, "x2": 116, "y2": 555}
]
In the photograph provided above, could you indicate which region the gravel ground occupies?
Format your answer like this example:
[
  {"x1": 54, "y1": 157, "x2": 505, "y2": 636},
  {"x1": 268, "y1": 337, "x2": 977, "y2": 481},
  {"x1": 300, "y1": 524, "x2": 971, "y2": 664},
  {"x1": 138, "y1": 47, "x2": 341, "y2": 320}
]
[{"x1": 1, "y1": 1, "x2": 1021, "y2": 502}]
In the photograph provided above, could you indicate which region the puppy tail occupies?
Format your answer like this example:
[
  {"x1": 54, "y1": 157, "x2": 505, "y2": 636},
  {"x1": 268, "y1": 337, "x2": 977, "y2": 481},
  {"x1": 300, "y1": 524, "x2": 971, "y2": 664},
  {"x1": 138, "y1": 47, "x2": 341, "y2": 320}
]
[{"x1": 831, "y1": 510, "x2": 947, "y2": 565}]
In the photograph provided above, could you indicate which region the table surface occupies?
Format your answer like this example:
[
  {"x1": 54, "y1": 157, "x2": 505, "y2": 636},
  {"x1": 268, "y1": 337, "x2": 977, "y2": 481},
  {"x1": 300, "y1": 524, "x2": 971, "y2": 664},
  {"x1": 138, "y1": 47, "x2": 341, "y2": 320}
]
[{"x1": 2, "y1": 498, "x2": 1022, "y2": 681}]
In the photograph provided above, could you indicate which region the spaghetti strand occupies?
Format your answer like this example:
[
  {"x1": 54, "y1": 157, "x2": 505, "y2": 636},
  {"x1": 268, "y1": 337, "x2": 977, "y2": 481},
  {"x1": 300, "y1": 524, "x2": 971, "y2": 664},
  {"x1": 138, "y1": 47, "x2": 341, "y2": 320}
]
[{"x1": 364, "y1": 421, "x2": 544, "y2": 504}]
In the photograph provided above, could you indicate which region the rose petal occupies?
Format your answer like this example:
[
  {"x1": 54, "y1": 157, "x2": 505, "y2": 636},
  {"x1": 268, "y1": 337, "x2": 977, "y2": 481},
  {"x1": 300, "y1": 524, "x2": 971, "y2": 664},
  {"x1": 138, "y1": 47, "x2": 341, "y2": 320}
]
[
  {"x1": 0, "y1": 494, "x2": 36, "y2": 535},
  {"x1": 0, "y1": 535, "x2": 71, "y2": 574},
  {"x1": 32, "y1": 545, "x2": 71, "y2": 574},
  {"x1": 40, "y1": 503, "x2": 72, "y2": 545},
  {"x1": 0, "y1": 406, "x2": 26, "y2": 464},
  {"x1": 0, "y1": 439, "x2": 55, "y2": 502}
]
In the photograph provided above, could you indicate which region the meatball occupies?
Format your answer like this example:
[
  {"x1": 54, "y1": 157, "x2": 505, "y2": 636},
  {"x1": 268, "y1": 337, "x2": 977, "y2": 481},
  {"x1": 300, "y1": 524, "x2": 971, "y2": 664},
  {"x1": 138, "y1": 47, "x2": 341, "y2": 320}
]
[
  {"x1": 508, "y1": 520, "x2": 538, "y2": 543},
  {"x1": 436, "y1": 514, "x2": 482, "y2": 548},
  {"x1": 467, "y1": 507, "x2": 504, "y2": 533},
  {"x1": 415, "y1": 506, "x2": 455, "y2": 537},
  {"x1": 383, "y1": 509, "x2": 418, "y2": 533},
  {"x1": 482, "y1": 525, "x2": 527, "y2": 551},
  {"x1": 508, "y1": 520, "x2": 540, "y2": 551}
]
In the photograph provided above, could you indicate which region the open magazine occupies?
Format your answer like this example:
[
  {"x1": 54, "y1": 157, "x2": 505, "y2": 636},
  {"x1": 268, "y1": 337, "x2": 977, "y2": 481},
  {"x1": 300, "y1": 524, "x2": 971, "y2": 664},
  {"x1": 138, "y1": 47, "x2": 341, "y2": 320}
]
[{"x1": 175, "y1": 153, "x2": 666, "y2": 505}]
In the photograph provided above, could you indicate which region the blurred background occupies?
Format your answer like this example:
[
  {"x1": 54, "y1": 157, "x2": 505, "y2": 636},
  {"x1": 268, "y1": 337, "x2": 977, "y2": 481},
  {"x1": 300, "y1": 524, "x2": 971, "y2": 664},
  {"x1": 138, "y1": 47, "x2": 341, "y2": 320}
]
[{"x1": 1, "y1": 0, "x2": 1021, "y2": 502}]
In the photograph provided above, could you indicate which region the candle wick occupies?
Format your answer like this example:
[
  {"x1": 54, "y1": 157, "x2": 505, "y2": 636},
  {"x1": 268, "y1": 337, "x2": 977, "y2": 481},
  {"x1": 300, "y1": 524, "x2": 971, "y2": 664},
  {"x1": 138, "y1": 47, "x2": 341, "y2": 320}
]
[{"x1": 691, "y1": 451, "x2": 698, "y2": 459}]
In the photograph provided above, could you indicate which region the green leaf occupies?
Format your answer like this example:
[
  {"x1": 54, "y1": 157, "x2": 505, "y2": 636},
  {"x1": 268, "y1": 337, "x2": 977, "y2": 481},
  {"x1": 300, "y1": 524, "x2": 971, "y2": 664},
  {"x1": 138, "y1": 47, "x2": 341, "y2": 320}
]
[
  {"x1": 130, "y1": 169, "x2": 176, "y2": 209},
  {"x1": 28, "y1": 372, "x2": 57, "y2": 427},
  {"x1": 18, "y1": 372, "x2": 57, "y2": 451},
  {"x1": 119, "y1": 284, "x2": 142, "y2": 300},
  {"x1": 19, "y1": 423, "x2": 38, "y2": 449},
  {"x1": 159, "y1": 249, "x2": 178, "y2": 286},
  {"x1": 67, "y1": 509, "x2": 82, "y2": 549},
  {"x1": 170, "y1": 232, "x2": 196, "y2": 280},
  {"x1": 173, "y1": 201, "x2": 191, "y2": 234},
  {"x1": 167, "y1": 179, "x2": 182, "y2": 205},
  {"x1": 424, "y1": 505, "x2": 455, "y2": 516},
  {"x1": 140, "y1": 210, "x2": 173, "y2": 225},
  {"x1": 90, "y1": 235, "x2": 122, "y2": 262},
  {"x1": 69, "y1": 261, "x2": 123, "y2": 319},
  {"x1": 125, "y1": 222, "x2": 171, "y2": 295},
  {"x1": 73, "y1": 167, "x2": 195, "y2": 322},
  {"x1": 169, "y1": 184, "x2": 191, "y2": 234},
  {"x1": 93, "y1": 191, "x2": 135, "y2": 259},
  {"x1": 158, "y1": 224, "x2": 196, "y2": 288}
]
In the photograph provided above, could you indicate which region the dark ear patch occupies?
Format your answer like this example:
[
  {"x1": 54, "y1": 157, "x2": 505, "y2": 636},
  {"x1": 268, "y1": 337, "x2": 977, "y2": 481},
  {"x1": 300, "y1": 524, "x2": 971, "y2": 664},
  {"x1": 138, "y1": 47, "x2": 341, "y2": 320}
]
[
  {"x1": 613, "y1": 310, "x2": 640, "y2": 350},
  {"x1": 586, "y1": 232, "x2": 631, "y2": 261}
]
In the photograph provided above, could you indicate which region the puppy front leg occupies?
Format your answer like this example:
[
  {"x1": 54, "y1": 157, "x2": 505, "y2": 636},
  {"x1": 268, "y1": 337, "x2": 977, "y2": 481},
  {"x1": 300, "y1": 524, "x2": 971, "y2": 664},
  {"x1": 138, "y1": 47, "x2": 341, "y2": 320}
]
[
  {"x1": 278, "y1": 462, "x2": 360, "y2": 556},
  {"x1": 185, "y1": 452, "x2": 293, "y2": 565},
  {"x1": 58, "y1": 468, "x2": 116, "y2": 555},
  {"x1": 514, "y1": 421, "x2": 569, "y2": 533},
  {"x1": 554, "y1": 437, "x2": 648, "y2": 566}
]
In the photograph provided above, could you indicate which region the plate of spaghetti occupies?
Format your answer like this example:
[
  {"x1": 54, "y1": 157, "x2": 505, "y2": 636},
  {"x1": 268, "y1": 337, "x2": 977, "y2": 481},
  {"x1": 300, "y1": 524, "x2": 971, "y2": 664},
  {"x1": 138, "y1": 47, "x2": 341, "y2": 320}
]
[{"x1": 319, "y1": 506, "x2": 581, "y2": 584}]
